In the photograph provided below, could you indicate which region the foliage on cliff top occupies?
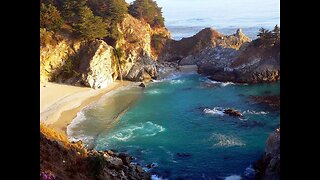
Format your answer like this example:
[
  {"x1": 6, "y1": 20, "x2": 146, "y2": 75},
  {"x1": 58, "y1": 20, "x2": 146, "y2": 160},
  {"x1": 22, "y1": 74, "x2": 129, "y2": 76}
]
[
  {"x1": 40, "y1": 0, "x2": 128, "y2": 42},
  {"x1": 128, "y1": 0, "x2": 165, "y2": 27}
]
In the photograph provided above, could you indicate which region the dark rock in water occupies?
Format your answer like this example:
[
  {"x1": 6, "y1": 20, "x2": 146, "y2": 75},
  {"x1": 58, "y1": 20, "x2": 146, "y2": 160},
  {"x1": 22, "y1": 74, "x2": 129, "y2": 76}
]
[
  {"x1": 249, "y1": 95, "x2": 280, "y2": 110},
  {"x1": 139, "y1": 82, "x2": 146, "y2": 88},
  {"x1": 176, "y1": 153, "x2": 192, "y2": 158},
  {"x1": 264, "y1": 90, "x2": 272, "y2": 94},
  {"x1": 238, "y1": 94, "x2": 245, "y2": 97},
  {"x1": 136, "y1": 166, "x2": 145, "y2": 173},
  {"x1": 146, "y1": 163, "x2": 158, "y2": 169},
  {"x1": 240, "y1": 121, "x2": 265, "y2": 128},
  {"x1": 223, "y1": 109, "x2": 243, "y2": 117},
  {"x1": 118, "y1": 153, "x2": 133, "y2": 166}
]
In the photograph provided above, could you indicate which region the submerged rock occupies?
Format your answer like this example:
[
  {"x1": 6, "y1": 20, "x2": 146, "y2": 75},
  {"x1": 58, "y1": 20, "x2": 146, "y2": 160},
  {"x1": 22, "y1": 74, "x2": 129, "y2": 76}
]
[
  {"x1": 176, "y1": 153, "x2": 192, "y2": 159},
  {"x1": 249, "y1": 95, "x2": 280, "y2": 110}
]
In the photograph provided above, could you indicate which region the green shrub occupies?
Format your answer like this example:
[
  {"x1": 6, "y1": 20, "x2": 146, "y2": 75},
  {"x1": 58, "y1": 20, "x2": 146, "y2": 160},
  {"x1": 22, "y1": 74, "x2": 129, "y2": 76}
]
[{"x1": 128, "y1": 0, "x2": 165, "y2": 27}]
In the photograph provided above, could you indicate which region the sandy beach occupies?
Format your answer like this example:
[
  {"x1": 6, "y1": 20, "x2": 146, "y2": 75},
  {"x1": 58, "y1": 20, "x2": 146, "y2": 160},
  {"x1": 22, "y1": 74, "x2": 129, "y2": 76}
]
[
  {"x1": 40, "y1": 81, "x2": 133, "y2": 135},
  {"x1": 40, "y1": 65, "x2": 197, "y2": 136}
]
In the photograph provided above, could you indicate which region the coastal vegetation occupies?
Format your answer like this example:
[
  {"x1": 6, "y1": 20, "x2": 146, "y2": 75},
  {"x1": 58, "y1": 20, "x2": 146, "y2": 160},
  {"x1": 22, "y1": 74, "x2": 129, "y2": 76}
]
[
  {"x1": 40, "y1": 0, "x2": 165, "y2": 44},
  {"x1": 128, "y1": 0, "x2": 165, "y2": 27}
]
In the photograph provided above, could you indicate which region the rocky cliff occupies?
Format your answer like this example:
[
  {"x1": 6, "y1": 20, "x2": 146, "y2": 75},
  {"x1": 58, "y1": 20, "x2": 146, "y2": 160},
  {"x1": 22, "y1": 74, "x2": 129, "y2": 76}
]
[
  {"x1": 254, "y1": 128, "x2": 280, "y2": 180},
  {"x1": 40, "y1": 124, "x2": 150, "y2": 180},
  {"x1": 40, "y1": 30, "x2": 82, "y2": 83},
  {"x1": 158, "y1": 28, "x2": 251, "y2": 62},
  {"x1": 117, "y1": 14, "x2": 170, "y2": 81},
  {"x1": 195, "y1": 39, "x2": 280, "y2": 83},
  {"x1": 40, "y1": 14, "x2": 171, "y2": 87},
  {"x1": 77, "y1": 40, "x2": 116, "y2": 89}
]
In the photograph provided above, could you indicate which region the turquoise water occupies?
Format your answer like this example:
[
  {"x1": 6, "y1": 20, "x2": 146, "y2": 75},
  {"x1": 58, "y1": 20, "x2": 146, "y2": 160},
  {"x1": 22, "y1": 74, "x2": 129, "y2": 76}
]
[{"x1": 69, "y1": 73, "x2": 280, "y2": 179}]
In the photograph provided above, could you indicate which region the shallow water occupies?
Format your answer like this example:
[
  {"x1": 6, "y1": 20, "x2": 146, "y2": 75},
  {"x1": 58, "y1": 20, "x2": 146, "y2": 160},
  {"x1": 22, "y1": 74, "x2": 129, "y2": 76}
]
[{"x1": 68, "y1": 73, "x2": 280, "y2": 179}]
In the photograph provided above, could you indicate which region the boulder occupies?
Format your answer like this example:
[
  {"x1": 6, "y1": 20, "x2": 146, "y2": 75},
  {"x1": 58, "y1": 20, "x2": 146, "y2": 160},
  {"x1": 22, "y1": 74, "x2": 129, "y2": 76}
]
[
  {"x1": 78, "y1": 40, "x2": 115, "y2": 89},
  {"x1": 139, "y1": 82, "x2": 146, "y2": 88},
  {"x1": 223, "y1": 109, "x2": 243, "y2": 117}
]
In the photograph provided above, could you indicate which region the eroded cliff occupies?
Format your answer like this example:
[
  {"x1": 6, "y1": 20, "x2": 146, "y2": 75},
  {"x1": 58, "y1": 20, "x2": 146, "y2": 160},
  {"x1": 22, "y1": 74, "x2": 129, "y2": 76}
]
[{"x1": 40, "y1": 14, "x2": 171, "y2": 88}]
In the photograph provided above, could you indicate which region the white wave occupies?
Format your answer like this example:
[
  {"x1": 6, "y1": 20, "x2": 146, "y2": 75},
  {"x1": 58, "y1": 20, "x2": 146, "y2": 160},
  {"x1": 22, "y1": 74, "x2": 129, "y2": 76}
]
[
  {"x1": 243, "y1": 165, "x2": 256, "y2": 178},
  {"x1": 210, "y1": 133, "x2": 245, "y2": 147},
  {"x1": 203, "y1": 107, "x2": 225, "y2": 116},
  {"x1": 146, "y1": 89, "x2": 161, "y2": 94},
  {"x1": 107, "y1": 121, "x2": 165, "y2": 142},
  {"x1": 151, "y1": 174, "x2": 168, "y2": 180},
  {"x1": 224, "y1": 175, "x2": 242, "y2": 180},
  {"x1": 243, "y1": 110, "x2": 269, "y2": 115},
  {"x1": 199, "y1": 77, "x2": 235, "y2": 87},
  {"x1": 221, "y1": 82, "x2": 235, "y2": 87},
  {"x1": 169, "y1": 79, "x2": 185, "y2": 84}
]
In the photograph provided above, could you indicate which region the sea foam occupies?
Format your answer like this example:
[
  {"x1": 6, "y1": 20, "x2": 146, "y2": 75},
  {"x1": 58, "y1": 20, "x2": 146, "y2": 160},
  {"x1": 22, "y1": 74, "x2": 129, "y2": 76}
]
[
  {"x1": 107, "y1": 121, "x2": 165, "y2": 142},
  {"x1": 243, "y1": 110, "x2": 269, "y2": 115},
  {"x1": 203, "y1": 107, "x2": 225, "y2": 116},
  {"x1": 210, "y1": 133, "x2": 245, "y2": 147},
  {"x1": 151, "y1": 174, "x2": 168, "y2": 180},
  {"x1": 224, "y1": 175, "x2": 242, "y2": 180}
]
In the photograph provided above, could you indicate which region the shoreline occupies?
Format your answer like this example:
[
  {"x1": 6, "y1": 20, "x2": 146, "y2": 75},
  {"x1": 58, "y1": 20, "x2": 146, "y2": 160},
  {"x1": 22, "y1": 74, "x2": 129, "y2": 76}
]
[
  {"x1": 41, "y1": 81, "x2": 134, "y2": 136},
  {"x1": 40, "y1": 65, "x2": 198, "y2": 137}
]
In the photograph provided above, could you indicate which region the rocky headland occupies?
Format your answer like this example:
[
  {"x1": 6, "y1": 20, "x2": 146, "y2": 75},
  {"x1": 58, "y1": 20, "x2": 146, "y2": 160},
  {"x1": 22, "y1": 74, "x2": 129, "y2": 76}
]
[
  {"x1": 254, "y1": 128, "x2": 280, "y2": 180},
  {"x1": 40, "y1": 124, "x2": 150, "y2": 179}
]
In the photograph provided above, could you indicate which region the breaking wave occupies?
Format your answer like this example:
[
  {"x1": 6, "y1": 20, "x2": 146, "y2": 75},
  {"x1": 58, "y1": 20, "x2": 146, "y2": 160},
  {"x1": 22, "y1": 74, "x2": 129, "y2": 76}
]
[
  {"x1": 243, "y1": 110, "x2": 269, "y2": 115},
  {"x1": 106, "y1": 121, "x2": 165, "y2": 142},
  {"x1": 203, "y1": 107, "x2": 225, "y2": 116},
  {"x1": 151, "y1": 174, "x2": 168, "y2": 180},
  {"x1": 224, "y1": 175, "x2": 242, "y2": 180}
]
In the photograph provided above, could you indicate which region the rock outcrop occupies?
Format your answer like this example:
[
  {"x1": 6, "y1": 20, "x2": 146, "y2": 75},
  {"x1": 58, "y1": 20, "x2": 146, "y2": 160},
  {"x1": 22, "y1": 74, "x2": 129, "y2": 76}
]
[
  {"x1": 40, "y1": 14, "x2": 171, "y2": 88},
  {"x1": 40, "y1": 31, "x2": 82, "y2": 83},
  {"x1": 77, "y1": 40, "x2": 116, "y2": 89},
  {"x1": 194, "y1": 39, "x2": 280, "y2": 83},
  {"x1": 158, "y1": 28, "x2": 251, "y2": 62},
  {"x1": 40, "y1": 124, "x2": 150, "y2": 180},
  {"x1": 125, "y1": 52, "x2": 157, "y2": 82},
  {"x1": 254, "y1": 128, "x2": 280, "y2": 180},
  {"x1": 117, "y1": 14, "x2": 170, "y2": 82},
  {"x1": 223, "y1": 108, "x2": 243, "y2": 117}
]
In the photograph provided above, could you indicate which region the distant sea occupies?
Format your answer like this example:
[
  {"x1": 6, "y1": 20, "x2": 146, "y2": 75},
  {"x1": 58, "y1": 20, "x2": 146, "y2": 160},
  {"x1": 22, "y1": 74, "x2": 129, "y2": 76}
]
[{"x1": 126, "y1": 0, "x2": 280, "y2": 40}]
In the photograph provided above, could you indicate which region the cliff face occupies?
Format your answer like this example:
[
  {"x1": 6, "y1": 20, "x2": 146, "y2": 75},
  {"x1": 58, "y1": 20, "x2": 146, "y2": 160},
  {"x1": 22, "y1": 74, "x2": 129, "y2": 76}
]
[
  {"x1": 158, "y1": 28, "x2": 251, "y2": 62},
  {"x1": 254, "y1": 128, "x2": 280, "y2": 180},
  {"x1": 40, "y1": 34, "x2": 82, "y2": 83},
  {"x1": 40, "y1": 14, "x2": 171, "y2": 87},
  {"x1": 77, "y1": 40, "x2": 116, "y2": 89},
  {"x1": 40, "y1": 124, "x2": 150, "y2": 180},
  {"x1": 190, "y1": 36, "x2": 280, "y2": 83},
  {"x1": 117, "y1": 14, "x2": 171, "y2": 81}
]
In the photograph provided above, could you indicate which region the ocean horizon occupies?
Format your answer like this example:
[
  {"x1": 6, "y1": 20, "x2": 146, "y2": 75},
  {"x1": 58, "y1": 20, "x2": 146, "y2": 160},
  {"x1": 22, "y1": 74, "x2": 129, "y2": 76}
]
[{"x1": 126, "y1": 0, "x2": 280, "y2": 40}]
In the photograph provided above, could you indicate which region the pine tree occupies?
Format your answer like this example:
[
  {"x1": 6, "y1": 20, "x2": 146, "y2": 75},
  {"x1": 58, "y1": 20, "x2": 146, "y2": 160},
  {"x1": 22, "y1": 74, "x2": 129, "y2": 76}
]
[
  {"x1": 40, "y1": 3, "x2": 64, "y2": 32},
  {"x1": 75, "y1": 6, "x2": 107, "y2": 40}
]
